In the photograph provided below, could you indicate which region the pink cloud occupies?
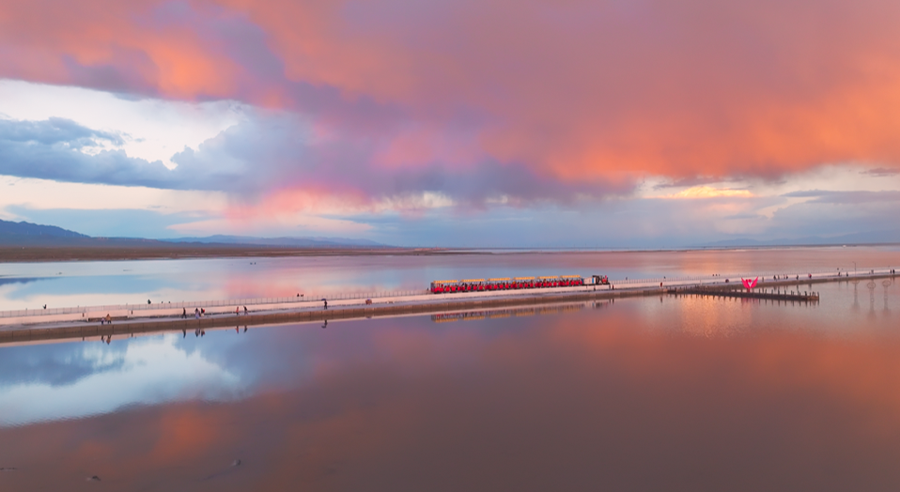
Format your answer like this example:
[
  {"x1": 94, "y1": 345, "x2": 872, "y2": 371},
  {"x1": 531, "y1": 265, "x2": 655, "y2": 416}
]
[{"x1": 2, "y1": 0, "x2": 900, "y2": 197}]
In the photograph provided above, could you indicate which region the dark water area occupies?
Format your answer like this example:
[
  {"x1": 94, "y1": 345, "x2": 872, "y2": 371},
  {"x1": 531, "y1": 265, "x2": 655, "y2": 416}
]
[
  {"x1": 1, "y1": 245, "x2": 899, "y2": 310},
  {"x1": 2, "y1": 277, "x2": 899, "y2": 491}
]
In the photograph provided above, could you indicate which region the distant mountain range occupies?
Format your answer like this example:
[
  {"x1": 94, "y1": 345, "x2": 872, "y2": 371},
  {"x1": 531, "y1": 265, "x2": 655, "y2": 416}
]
[
  {"x1": 0, "y1": 219, "x2": 90, "y2": 239},
  {"x1": 0, "y1": 219, "x2": 388, "y2": 248},
  {"x1": 4, "y1": 218, "x2": 900, "y2": 250}
]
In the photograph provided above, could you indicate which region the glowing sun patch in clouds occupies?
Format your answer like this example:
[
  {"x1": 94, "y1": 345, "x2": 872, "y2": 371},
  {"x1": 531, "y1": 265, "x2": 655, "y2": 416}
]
[{"x1": 662, "y1": 186, "x2": 754, "y2": 200}]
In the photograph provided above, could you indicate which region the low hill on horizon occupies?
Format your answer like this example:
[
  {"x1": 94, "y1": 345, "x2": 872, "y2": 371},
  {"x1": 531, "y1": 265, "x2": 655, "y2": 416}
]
[
  {"x1": 3, "y1": 218, "x2": 900, "y2": 251},
  {"x1": 0, "y1": 219, "x2": 388, "y2": 248},
  {"x1": 0, "y1": 219, "x2": 90, "y2": 239}
]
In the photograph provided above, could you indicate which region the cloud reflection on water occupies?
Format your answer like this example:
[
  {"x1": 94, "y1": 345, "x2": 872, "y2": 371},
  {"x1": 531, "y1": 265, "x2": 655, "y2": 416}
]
[
  {"x1": 2, "y1": 246, "x2": 899, "y2": 311},
  {"x1": 0, "y1": 335, "x2": 245, "y2": 427},
  {"x1": 1, "y1": 281, "x2": 899, "y2": 490}
]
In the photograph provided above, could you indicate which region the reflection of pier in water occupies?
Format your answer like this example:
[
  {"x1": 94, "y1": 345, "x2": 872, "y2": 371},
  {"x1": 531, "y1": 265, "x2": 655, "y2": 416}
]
[
  {"x1": 3, "y1": 271, "x2": 895, "y2": 345},
  {"x1": 667, "y1": 286, "x2": 820, "y2": 303},
  {"x1": 884, "y1": 280, "x2": 893, "y2": 313},
  {"x1": 431, "y1": 301, "x2": 610, "y2": 324}
]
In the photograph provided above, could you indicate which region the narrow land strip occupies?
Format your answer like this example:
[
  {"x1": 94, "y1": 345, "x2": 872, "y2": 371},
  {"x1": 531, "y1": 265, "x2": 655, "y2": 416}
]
[
  {"x1": 1, "y1": 271, "x2": 894, "y2": 345},
  {"x1": 0, "y1": 245, "x2": 460, "y2": 262}
]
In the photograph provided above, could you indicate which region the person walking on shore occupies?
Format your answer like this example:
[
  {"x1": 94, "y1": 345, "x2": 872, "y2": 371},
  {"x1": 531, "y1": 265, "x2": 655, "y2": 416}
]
[
  {"x1": 182, "y1": 308, "x2": 187, "y2": 319},
  {"x1": 323, "y1": 299, "x2": 328, "y2": 310}
]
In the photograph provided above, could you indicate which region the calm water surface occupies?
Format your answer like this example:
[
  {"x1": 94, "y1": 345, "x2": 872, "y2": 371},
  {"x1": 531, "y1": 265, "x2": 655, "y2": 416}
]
[
  {"x1": 1, "y1": 275, "x2": 899, "y2": 491},
  {"x1": 1, "y1": 246, "x2": 898, "y2": 309}
]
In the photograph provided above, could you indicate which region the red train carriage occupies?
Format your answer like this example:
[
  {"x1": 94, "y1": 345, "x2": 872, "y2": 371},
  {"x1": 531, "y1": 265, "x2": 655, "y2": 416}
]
[
  {"x1": 560, "y1": 275, "x2": 585, "y2": 287},
  {"x1": 430, "y1": 280, "x2": 457, "y2": 294},
  {"x1": 431, "y1": 274, "x2": 602, "y2": 294},
  {"x1": 460, "y1": 279, "x2": 486, "y2": 292},
  {"x1": 488, "y1": 278, "x2": 510, "y2": 290}
]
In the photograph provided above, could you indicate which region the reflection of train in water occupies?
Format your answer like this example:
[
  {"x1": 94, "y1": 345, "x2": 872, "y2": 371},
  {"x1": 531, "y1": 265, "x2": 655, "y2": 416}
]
[
  {"x1": 430, "y1": 275, "x2": 609, "y2": 294},
  {"x1": 431, "y1": 302, "x2": 591, "y2": 323}
]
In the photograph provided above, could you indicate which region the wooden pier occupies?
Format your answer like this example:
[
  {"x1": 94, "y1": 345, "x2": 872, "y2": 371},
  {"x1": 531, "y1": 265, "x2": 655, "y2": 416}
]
[
  {"x1": 668, "y1": 287, "x2": 819, "y2": 302},
  {"x1": 3, "y1": 271, "x2": 894, "y2": 345}
]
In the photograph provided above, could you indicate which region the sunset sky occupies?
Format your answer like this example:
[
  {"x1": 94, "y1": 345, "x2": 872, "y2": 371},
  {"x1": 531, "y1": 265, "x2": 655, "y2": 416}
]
[{"x1": 1, "y1": 0, "x2": 899, "y2": 246}]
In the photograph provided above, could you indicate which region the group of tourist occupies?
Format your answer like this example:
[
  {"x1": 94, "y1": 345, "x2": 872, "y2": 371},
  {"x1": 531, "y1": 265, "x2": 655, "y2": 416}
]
[
  {"x1": 180, "y1": 307, "x2": 206, "y2": 319},
  {"x1": 772, "y1": 274, "x2": 801, "y2": 281}
]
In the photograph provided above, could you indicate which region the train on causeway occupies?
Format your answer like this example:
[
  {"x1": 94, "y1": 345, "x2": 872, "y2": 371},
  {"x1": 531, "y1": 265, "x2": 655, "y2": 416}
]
[{"x1": 430, "y1": 275, "x2": 610, "y2": 294}]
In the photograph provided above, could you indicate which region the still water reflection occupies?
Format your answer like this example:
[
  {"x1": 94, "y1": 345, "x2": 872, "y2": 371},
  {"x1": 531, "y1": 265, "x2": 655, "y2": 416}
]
[
  {"x1": 1, "y1": 280, "x2": 899, "y2": 491},
  {"x1": 1, "y1": 245, "x2": 898, "y2": 310}
]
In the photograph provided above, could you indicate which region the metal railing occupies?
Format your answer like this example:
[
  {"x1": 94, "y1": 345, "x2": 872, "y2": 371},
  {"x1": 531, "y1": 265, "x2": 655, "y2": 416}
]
[
  {"x1": 0, "y1": 289, "x2": 430, "y2": 318},
  {"x1": 1, "y1": 266, "x2": 894, "y2": 319},
  {"x1": 609, "y1": 267, "x2": 892, "y2": 287}
]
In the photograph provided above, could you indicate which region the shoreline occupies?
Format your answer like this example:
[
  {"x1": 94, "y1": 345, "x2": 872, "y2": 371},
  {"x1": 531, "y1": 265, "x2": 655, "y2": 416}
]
[
  {"x1": 0, "y1": 246, "x2": 478, "y2": 263},
  {"x1": 2, "y1": 242, "x2": 897, "y2": 263},
  {"x1": 2, "y1": 271, "x2": 894, "y2": 346}
]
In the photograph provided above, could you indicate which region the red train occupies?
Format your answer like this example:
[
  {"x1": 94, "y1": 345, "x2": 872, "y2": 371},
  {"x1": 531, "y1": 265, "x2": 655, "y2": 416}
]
[{"x1": 430, "y1": 275, "x2": 609, "y2": 294}]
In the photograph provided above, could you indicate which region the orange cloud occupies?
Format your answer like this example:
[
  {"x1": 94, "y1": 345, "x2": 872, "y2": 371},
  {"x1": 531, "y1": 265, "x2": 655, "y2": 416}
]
[
  {"x1": 0, "y1": 0, "x2": 249, "y2": 98},
  {"x1": 2, "y1": 0, "x2": 900, "y2": 188}
]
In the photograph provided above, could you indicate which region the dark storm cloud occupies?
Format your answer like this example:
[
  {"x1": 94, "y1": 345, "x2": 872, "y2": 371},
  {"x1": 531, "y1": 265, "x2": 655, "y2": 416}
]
[
  {"x1": 174, "y1": 114, "x2": 634, "y2": 205},
  {"x1": 0, "y1": 118, "x2": 172, "y2": 188},
  {"x1": 0, "y1": 115, "x2": 632, "y2": 206},
  {"x1": 652, "y1": 176, "x2": 723, "y2": 190},
  {"x1": 723, "y1": 213, "x2": 766, "y2": 220},
  {"x1": 782, "y1": 190, "x2": 830, "y2": 198},
  {"x1": 782, "y1": 189, "x2": 900, "y2": 204},
  {"x1": 0, "y1": 117, "x2": 123, "y2": 148},
  {"x1": 860, "y1": 167, "x2": 900, "y2": 177}
]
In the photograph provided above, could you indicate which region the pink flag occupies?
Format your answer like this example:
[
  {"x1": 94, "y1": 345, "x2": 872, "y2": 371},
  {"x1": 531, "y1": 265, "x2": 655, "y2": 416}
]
[{"x1": 741, "y1": 277, "x2": 758, "y2": 290}]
